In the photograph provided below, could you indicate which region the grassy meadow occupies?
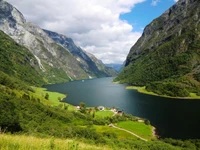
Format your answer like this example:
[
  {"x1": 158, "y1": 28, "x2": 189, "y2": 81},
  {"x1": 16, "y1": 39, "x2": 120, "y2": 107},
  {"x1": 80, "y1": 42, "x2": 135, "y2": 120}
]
[
  {"x1": 0, "y1": 134, "x2": 111, "y2": 150},
  {"x1": 116, "y1": 121, "x2": 153, "y2": 140},
  {"x1": 126, "y1": 86, "x2": 200, "y2": 99},
  {"x1": 95, "y1": 110, "x2": 114, "y2": 118},
  {"x1": 32, "y1": 87, "x2": 75, "y2": 111}
]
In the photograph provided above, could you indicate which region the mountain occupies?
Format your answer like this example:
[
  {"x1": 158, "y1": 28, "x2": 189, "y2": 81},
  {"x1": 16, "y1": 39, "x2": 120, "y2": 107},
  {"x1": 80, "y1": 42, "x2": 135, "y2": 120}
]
[
  {"x1": 0, "y1": 0, "x2": 117, "y2": 84},
  {"x1": 115, "y1": 0, "x2": 200, "y2": 97},
  {"x1": 0, "y1": 30, "x2": 44, "y2": 85},
  {"x1": 43, "y1": 29, "x2": 118, "y2": 77},
  {"x1": 105, "y1": 64, "x2": 123, "y2": 72}
]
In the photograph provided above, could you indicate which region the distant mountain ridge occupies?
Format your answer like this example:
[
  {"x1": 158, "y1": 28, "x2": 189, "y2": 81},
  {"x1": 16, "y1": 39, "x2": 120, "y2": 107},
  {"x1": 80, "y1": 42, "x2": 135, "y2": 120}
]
[
  {"x1": 43, "y1": 29, "x2": 118, "y2": 77},
  {"x1": 105, "y1": 64, "x2": 123, "y2": 72},
  {"x1": 115, "y1": 0, "x2": 200, "y2": 97},
  {"x1": 0, "y1": 0, "x2": 117, "y2": 84}
]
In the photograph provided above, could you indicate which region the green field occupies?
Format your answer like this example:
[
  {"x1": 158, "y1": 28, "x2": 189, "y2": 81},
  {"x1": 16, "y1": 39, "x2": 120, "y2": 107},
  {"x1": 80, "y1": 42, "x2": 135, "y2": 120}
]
[
  {"x1": 116, "y1": 121, "x2": 153, "y2": 140},
  {"x1": 94, "y1": 125, "x2": 138, "y2": 140},
  {"x1": 95, "y1": 110, "x2": 114, "y2": 118},
  {"x1": 126, "y1": 86, "x2": 158, "y2": 96},
  {"x1": 32, "y1": 87, "x2": 75, "y2": 111},
  {"x1": 126, "y1": 86, "x2": 200, "y2": 99}
]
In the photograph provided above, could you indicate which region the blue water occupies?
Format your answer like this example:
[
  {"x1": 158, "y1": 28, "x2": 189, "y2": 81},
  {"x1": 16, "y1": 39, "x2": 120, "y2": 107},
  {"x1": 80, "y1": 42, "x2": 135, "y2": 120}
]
[{"x1": 44, "y1": 77, "x2": 200, "y2": 139}]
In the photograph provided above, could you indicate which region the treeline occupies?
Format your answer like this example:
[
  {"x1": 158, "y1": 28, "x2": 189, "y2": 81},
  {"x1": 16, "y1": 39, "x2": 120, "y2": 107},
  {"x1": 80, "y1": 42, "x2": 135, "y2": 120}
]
[
  {"x1": 1, "y1": 87, "x2": 200, "y2": 149},
  {"x1": 146, "y1": 81, "x2": 190, "y2": 97}
]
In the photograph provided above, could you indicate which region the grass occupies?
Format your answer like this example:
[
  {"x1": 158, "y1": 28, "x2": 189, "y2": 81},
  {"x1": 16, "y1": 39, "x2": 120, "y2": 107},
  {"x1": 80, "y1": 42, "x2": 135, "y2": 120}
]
[
  {"x1": 126, "y1": 86, "x2": 200, "y2": 99},
  {"x1": 94, "y1": 125, "x2": 138, "y2": 140},
  {"x1": 126, "y1": 86, "x2": 157, "y2": 96},
  {"x1": 0, "y1": 134, "x2": 111, "y2": 150},
  {"x1": 189, "y1": 93, "x2": 200, "y2": 99},
  {"x1": 95, "y1": 111, "x2": 114, "y2": 118},
  {"x1": 116, "y1": 121, "x2": 153, "y2": 140},
  {"x1": 32, "y1": 87, "x2": 75, "y2": 111}
]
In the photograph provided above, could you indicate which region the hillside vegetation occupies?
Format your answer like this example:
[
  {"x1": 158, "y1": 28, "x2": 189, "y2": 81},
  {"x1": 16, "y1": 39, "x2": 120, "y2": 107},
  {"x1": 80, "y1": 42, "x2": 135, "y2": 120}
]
[
  {"x1": 0, "y1": 30, "x2": 45, "y2": 85},
  {"x1": 0, "y1": 0, "x2": 117, "y2": 83},
  {"x1": 1, "y1": 0, "x2": 200, "y2": 149},
  {"x1": 0, "y1": 26, "x2": 200, "y2": 149},
  {"x1": 115, "y1": 0, "x2": 200, "y2": 97},
  {"x1": 1, "y1": 72, "x2": 200, "y2": 149}
]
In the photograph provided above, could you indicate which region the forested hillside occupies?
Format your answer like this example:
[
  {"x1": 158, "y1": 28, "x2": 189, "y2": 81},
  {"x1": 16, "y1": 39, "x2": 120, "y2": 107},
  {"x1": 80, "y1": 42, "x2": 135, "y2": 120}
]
[
  {"x1": 115, "y1": 0, "x2": 200, "y2": 97},
  {"x1": 0, "y1": 30, "x2": 45, "y2": 85}
]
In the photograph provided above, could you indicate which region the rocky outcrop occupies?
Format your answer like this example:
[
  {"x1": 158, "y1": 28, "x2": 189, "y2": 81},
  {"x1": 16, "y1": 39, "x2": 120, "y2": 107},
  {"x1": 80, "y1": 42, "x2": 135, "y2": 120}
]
[
  {"x1": 0, "y1": 0, "x2": 89, "y2": 83},
  {"x1": 116, "y1": 0, "x2": 200, "y2": 97},
  {"x1": 0, "y1": 0, "x2": 117, "y2": 83},
  {"x1": 43, "y1": 29, "x2": 118, "y2": 77}
]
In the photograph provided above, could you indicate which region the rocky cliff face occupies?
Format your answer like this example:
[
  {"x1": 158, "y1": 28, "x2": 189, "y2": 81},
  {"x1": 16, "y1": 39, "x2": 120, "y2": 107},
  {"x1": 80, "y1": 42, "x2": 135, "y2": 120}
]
[
  {"x1": 0, "y1": 0, "x2": 90, "y2": 83},
  {"x1": 43, "y1": 29, "x2": 118, "y2": 77},
  {"x1": 0, "y1": 0, "x2": 117, "y2": 84},
  {"x1": 116, "y1": 0, "x2": 200, "y2": 97}
]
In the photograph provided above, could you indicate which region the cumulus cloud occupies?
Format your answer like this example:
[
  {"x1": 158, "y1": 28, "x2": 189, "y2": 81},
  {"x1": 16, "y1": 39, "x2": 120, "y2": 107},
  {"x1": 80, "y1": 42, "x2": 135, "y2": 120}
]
[
  {"x1": 151, "y1": 0, "x2": 160, "y2": 6},
  {"x1": 174, "y1": 0, "x2": 179, "y2": 2},
  {"x1": 6, "y1": 0, "x2": 145, "y2": 64}
]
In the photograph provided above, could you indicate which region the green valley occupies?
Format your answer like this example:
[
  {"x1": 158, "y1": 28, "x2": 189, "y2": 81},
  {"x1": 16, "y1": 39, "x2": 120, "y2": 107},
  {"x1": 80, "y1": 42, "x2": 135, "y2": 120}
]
[
  {"x1": 1, "y1": 0, "x2": 200, "y2": 149},
  {"x1": 1, "y1": 82, "x2": 200, "y2": 149}
]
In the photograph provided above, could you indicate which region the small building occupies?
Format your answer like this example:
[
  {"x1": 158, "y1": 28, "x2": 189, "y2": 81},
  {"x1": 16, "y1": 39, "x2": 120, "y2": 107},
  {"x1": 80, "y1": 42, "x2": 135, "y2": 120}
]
[
  {"x1": 98, "y1": 106, "x2": 105, "y2": 111},
  {"x1": 117, "y1": 110, "x2": 123, "y2": 116},
  {"x1": 138, "y1": 119, "x2": 144, "y2": 123},
  {"x1": 111, "y1": 108, "x2": 116, "y2": 112},
  {"x1": 76, "y1": 106, "x2": 80, "y2": 110}
]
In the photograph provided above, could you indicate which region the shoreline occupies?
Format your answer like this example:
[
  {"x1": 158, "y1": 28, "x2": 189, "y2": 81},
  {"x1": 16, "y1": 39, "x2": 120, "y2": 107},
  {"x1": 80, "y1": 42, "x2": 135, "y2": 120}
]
[
  {"x1": 126, "y1": 86, "x2": 200, "y2": 100},
  {"x1": 33, "y1": 87, "x2": 75, "y2": 110},
  {"x1": 42, "y1": 85, "x2": 157, "y2": 138}
]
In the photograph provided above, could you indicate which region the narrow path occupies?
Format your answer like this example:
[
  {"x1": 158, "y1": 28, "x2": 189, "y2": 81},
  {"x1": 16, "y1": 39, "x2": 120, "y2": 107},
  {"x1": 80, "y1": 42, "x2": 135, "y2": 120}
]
[{"x1": 110, "y1": 124, "x2": 148, "y2": 142}]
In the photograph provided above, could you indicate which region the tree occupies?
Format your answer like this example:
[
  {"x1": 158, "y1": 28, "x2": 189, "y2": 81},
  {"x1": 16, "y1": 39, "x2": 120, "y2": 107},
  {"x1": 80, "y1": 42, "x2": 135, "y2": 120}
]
[
  {"x1": 45, "y1": 93, "x2": 49, "y2": 100},
  {"x1": 0, "y1": 98, "x2": 21, "y2": 132},
  {"x1": 58, "y1": 97, "x2": 61, "y2": 101},
  {"x1": 144, "y1": 119, "x2": 150, "y2": 125},
  {"x1": 88, "y1": 108, "x2": 92, "y2": 114},
  {"x1": 79, "y1": 102, "x2": 86, "y2": 113},
  {"x1": 92, "y1": 112, "x2": 95, "y2": 118},
  {"x1": 64, "y1": 104, "x2": 69, "y2": 110}
]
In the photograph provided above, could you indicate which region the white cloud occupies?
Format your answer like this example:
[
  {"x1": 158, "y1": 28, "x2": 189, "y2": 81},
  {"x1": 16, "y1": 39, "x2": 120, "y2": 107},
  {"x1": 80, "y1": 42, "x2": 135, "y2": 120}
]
[
  {"x1": 151, "y1": 0, "x2": 160, "y2": 6},
  {"x1": 6, "y1": 0, "x2": 145, "y2": 64},
  {"x1": 174, "y1": 0, "x2": 178, "y2": 2}
]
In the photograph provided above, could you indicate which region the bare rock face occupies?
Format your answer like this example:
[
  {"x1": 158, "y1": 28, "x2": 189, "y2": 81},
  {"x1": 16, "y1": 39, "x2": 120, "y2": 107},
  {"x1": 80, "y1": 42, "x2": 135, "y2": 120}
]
[
  {"x1": 43, "y1": 29, "x2": 118, "y2": 77},
  {"x1": 0, "y1": 0, "x2": 117, "y2": 83},
  {"x1": 126, "y1": 0, "x2": 200, "y2": 65},
  {"x1": 116, "y1": 0, "x2": 200, "y2": 97}
]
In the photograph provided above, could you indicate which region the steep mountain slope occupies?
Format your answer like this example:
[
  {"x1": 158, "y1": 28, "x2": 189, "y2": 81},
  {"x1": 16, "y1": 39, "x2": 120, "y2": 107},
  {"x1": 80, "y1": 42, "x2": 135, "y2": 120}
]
[
  {"x1": 43, "y1": 29, "x2": 118, "y2": 77},
  {"x1": 0, "y1": 0, "x2": 89, "y2": 83},
  {"x1": 115, "y1": 0, "x2": 200, "y2": 97},
  {"x1": 0, "y1": 1, "x2": 116, "y2": 84},
  {"x1": 0, "y1": 30, "x2": 44, "y2": 85}
]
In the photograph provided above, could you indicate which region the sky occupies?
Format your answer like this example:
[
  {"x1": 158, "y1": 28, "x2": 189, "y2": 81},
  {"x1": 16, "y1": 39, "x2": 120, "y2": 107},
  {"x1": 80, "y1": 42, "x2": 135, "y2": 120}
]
[{"x1": 6, "y1": 0, "x2": 178, "y2": 64}]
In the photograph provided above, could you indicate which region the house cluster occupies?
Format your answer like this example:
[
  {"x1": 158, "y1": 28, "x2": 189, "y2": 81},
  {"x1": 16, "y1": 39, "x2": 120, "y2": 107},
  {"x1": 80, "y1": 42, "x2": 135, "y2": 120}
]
[{"x1": 75, "y1": 105, "x2": 123, "y2": 116}]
